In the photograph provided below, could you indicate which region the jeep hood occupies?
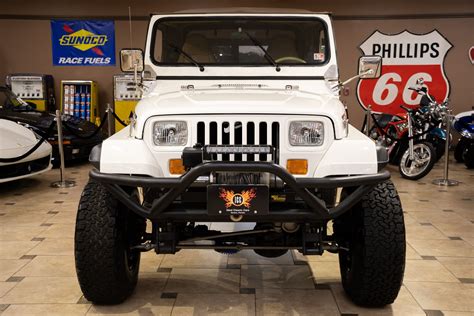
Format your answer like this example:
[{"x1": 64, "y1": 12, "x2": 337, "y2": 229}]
[{"x1": 133, "y1": 88, "x2": 346, "y2": 139}]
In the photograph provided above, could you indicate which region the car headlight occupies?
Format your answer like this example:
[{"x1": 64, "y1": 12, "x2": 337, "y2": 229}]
[
  {"x1": 153, "y1": 121, "x2": 188, "y2": 146},
  {"x1": 289, "y1": 121, "x2": 324, "y2": 146}
]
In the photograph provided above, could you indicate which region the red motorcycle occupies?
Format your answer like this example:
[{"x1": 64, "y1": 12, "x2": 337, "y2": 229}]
[{"x1": 369, "y1": 79, "x2": 447, "y2": 180}]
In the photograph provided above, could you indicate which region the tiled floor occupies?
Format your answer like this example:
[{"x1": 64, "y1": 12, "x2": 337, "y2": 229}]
[{"x1": 0, "y1": 156, "x2": 473, "y2": 315}]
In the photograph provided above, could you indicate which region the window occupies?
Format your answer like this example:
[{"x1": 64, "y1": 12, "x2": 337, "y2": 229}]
[{"x1": 152, "y1": 17, "x2": 329, "y2": 66}]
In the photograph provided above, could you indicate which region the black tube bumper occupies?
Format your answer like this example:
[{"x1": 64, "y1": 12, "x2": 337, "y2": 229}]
[{"x1": 89, "y1": 161, "x2": 390, "y2": 222}]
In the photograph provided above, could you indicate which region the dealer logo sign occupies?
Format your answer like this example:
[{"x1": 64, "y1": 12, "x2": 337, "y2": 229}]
[{"x1": 357, "y1": 30, "x2": 452, "y2": 114}]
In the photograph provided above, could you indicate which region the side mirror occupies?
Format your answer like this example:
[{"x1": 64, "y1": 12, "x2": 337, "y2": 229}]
[
  {"x1": 120, "y1": 49, "x2": 144, "y2": 72},
  {"x1": 358, "y1": 56, "x2": 382, "y2": 79}
]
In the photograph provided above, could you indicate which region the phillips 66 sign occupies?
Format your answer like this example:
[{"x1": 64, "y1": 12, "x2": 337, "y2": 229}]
[{"x1": 357, "y1": 30, "x2": 452, "y2": 114}]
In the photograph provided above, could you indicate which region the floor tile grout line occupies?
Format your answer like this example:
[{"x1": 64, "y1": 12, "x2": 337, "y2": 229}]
[
  {"x1": 166, "y1": 293, "x2": 179, "y2": 316},
  {"x1": 3, "y1": 257, "x2": 35, "y2": 281},
  {"x1": 404, "y1": 279, "x2": 462, "y2": 284},
  {"x1": 239, "y1": 259, "x2": 243, "y2": 290},
  {"x1": 428, "y1": 222, "x2": 457, "y2": 239},
  {"x1": 327, "y1": 284, "x2": 343, "y2": 315},
  {"x1": 403, "y1": 278, "x2": 442, "y2": 312},
  {"x1": 84, "y1": 304, "x2": 92, "y2": 315},
  {"x1": 0, "y1": 277, "x2": 22, "y2": 300},
  {"x1": 433, "y1": 255, "x2": 474, "y2": 259},
  {"x1": 303, "y1": 253, "x2": 343, "y2": 314},
  {"x1": 160, "y1": 265, "x2": 172, "y2": 294},
  {"x1": 253, "y1": 291, "x2": 257, "y2": 316}
]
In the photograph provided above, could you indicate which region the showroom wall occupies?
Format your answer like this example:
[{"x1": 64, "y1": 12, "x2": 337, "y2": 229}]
[{"x1": 0, "y1": 0, "x2": 473, "y2": 126}]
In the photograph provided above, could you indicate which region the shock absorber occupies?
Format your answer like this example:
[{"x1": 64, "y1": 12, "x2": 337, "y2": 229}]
[{"x1": 408, "y1": 112, "x2": 414, "y2": 160}]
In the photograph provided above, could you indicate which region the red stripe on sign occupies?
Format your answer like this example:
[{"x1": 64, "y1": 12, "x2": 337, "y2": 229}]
[
  {"x1": 63, "y1": 24, "x2": 74, "y2": 33},
  {"x1": 91, "y1": 47, "x2": 104, "y2": 56}
]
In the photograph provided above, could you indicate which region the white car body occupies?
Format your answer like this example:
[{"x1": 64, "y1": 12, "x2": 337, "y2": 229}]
[
  {"x1": 100, "y1": 12, "x2": 378, "y2": 178},
  {"x1": 0, "y1": 119, "x2": 52, "y2": 183},
  {"x1": 76, "y1": 12, "x2": 406, "y2": 306}
]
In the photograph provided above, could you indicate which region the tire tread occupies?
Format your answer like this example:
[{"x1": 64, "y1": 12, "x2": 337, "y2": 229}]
[
  {"x1": 75, "y1": 180, "x2": 139, "y2": 304},
  {"x1": 339, "y1": 180, "x2": 406, "y2": 307}
]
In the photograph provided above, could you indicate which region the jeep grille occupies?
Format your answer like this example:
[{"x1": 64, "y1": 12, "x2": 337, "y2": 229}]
[{"x1": 196, "y1": 121, "x2": 280, "y2": 162}]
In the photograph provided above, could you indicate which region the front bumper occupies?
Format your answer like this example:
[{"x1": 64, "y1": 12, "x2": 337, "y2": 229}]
[{"x1": 90, "y1": 161, "x2": 390, "y2": 222}]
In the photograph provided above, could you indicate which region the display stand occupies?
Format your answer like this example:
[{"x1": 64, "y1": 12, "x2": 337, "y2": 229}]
[
  {"x1": 107, "y1": 103, "x2": 114, "y2": 137},
  {"x1": 365, "y1": 105, "x2": 372, "y2": 136},
  {"x1": 50, "y1": 110, "x2": 76, "y2": 188},
  {"x1": 432, "y1": 110, "x2": 459, "y2": 186}
]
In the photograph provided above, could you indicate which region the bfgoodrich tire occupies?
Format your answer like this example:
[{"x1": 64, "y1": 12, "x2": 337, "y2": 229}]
[
  {"x1": 334, "y1": 180, "x2": 405, "y2": 307},
  {"x1": 75, "y1": 180, "x2": 145, "y2": 304}
]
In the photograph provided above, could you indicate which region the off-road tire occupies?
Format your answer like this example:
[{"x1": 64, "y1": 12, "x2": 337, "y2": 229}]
[
  {"x1": 75, "y1": 180, "x2": 145, "y2": 304},
  {"x1": 334, "y1": 180, "x2": 405, "y2": 307}
]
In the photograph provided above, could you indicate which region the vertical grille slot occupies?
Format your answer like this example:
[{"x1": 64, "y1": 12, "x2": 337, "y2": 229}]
[
  {"x1": 222, "y1": 122, "x2": 230, "y2": 161},
  {"x1": 247, "y1": 122, "x2": 255, "y2": 161},
  {"x1": 234, "y1": 122, "x2": 242, "y2": 161},
  {"x1": 272, "y1": 122, "x2": 280, "y2": 163},
  {"x1": 209, "y1": 122, "x2": 218, "y2": 144},
  {"x1": 197, "y1": 122, "x2": 205, "y2": 145},
  {"x1": 259, "y1": 122, "x2": 267, "y2": 161},
  {"x1": 210, "y1": 122, "x2": 218, "y2": 160}
]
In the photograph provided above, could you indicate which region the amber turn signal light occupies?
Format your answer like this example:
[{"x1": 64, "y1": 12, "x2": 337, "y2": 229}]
[
  {"x1": 169, "y1": 159, "x2": 185, "y2": 175},
  {"x1": 286, "y1": 159, "x2": 308, "y2": 175}
]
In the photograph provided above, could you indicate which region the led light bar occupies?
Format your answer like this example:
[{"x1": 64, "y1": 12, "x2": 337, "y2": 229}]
[{"x1": 205, "y1": 145, "x2": 273, "y2": 154}]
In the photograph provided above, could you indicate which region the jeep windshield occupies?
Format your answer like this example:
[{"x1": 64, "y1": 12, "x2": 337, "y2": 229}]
[{"x1": 152, "y1": 17, "x2": 329, "y2": 66}]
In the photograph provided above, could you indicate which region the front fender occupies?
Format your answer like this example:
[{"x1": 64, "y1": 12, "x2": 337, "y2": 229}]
[
  {"x1": 315, "y1": 125, "x2": 378, "y2": 177},
  {"x1": 98, "y1": 127, "x2": 164, "y2": 177}
]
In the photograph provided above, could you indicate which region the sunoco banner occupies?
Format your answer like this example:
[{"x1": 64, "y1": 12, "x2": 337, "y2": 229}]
[{"x1": 51, "y1": 20, "x2": 115, "y2": 66}]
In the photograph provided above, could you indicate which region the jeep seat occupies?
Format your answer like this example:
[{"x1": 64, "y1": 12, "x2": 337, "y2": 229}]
[
  {"x1": 178, "y1": 33, "x2": 215, "y2": 63},
  {"x1": 267, "y1": 35, "x2": 300, "y2": 62}
]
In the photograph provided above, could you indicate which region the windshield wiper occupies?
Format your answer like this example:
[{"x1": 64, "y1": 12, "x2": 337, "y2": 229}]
[
  {"x1": 166, "y1": 42, "x2": 205, "y2": 72},
  {"x1": 241, "y1": 29, "x2": 281, "y2": 72}
]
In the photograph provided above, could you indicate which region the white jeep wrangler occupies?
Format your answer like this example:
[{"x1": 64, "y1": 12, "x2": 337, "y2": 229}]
[{"x1": 75, "y1": 10, "x2": 405, "y2": 307}]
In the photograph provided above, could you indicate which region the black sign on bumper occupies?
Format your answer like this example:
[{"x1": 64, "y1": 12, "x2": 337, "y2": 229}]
[{"x1": 207, "y1": 185, "x2": 269, "y2": 216}]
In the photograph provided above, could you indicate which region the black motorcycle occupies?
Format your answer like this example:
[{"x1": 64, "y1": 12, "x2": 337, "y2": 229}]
[{"x1": 370, "y1": 79, "x2": 448, "y2": 180}]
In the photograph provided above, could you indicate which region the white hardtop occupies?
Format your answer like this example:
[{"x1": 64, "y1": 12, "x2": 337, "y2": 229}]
[
  {"x1": 157, "y1": 8, "x2": 329, "y2": 15},
  {"x1": 144, "y1": 12, "x2": 337, "y2": 79}
]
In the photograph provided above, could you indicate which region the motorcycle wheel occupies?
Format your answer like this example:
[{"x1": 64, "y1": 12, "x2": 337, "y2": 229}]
[
  {"x1": 399, "y1": 142, "x2": 436, "y2": 180},
  {"x1": 454, "y1": 138, "x2": 468, "y2": 163}
]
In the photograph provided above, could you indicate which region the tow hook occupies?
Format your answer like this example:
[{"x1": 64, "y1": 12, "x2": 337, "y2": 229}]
[
  {"x1": 131, "y1": 242, "x2": 155, "y2": 252},
  {"x1": 322, "y1": 241, "x2": 349, "y2": 253}
]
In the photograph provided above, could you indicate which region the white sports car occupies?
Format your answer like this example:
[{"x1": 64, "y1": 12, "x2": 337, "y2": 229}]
[{"x1": 0, "y1": 119, "x2": 52, "y2": 183}]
